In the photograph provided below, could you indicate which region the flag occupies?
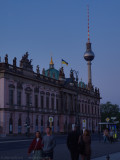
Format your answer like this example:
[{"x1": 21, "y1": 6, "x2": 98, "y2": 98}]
[{"x1": 61, "y1": 59, "x2": 68, "y2": 66}]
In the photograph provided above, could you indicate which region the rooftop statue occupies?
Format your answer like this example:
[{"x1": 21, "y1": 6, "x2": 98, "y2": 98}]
[
  {"x1": 20, "y1": 52, "x2": 33, "y2": 71},
  {"x1": 59, "y1": 67, "x2": 65, "y2": 78},
  {"x1": 42, "y1": 68, "x2": 45, "y2": 75},
  {"x1": 70, "y1": 69, "x2": 74, "y2": 79},
  {"x1": 5, "y1": 54, "x2": 8, "y2": 64},
  {"x1": 36, "y1": 65, "x2": 40, "y2": 74}
]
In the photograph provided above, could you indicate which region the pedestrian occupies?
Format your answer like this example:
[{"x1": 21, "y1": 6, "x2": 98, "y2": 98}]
[
  {"x1": 109, "y1": 129, "x2": 113, "y2": 143},
  {"x1": 42, "y1": 127, "x2": 56, "y2": 160},
  {"x1": 28, "y1": 131, "x2": 43, "y2": 160},
  {"x1": 67, "y1": 125, "x2": 80, "y2": 160},
  {"x1": 103, "y1": 129, "x2": 109, "y2": 143},
  {"x1": 78, "y1": 129, "x2": 91, "y2": 160}
]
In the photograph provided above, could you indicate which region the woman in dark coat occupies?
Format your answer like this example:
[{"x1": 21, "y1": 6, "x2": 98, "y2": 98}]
[
  {"x1": 78, "y1": 129, "x2": 91, "y2": 160},
  {"x1": 28, "y1": 131, "x2": 43, "y2": 160}
]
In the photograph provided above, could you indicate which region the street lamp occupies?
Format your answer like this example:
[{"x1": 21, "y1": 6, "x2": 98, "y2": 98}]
[{"x1": 69, "y1": 69, "x2": 80, "y2": 131}]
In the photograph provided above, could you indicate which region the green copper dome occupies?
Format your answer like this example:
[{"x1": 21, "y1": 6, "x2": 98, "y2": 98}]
[{"x1": 45, "y1": 57, "x2": 59, "y2": 80}]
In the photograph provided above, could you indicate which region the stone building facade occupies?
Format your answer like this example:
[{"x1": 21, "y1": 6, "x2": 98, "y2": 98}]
[{"x1": 0, "y1": 53, "x2": 101, "y2": 136}]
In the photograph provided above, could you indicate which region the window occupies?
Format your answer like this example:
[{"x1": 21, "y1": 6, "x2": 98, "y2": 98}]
[
  {"x1": 41, "y1": 96, "x2": 44, "y2": 109},
  {"x1": 35, "y1": 95, "x2": 38, "y2": 108},
  {"x1": 17, "y1": 91, "x2": 21, "y2": 106},
  {"x1": 82, "y1": 104, "x2": 84, "y2": 113},
  {"x1": 35, "y1": 118, "x2": 38, "y2": 131},
  {"x1": 95, "y1": 106, "x2": 96, "y2": 114},
  {"x1": 41, "y1": 117, "x2": 43, "y2": 126},
  {"x1": 92, "y1": 106, "x2": 93, "y2": 115},
  {"x1": 88, "y1": 105, "x2": 90, "y2": 113},
  {"x1": 9, "y1": 90, "x2": 14, "y2": 106},
  {"x1": 85, "y1": 105, "x2": 87, "y2": 113},
  {"x1": 51, "y1": 98, "x2": 54, "y2": 110},
  {"x1": 9, "y1": 117, "x2": 13, "y2": 134},
  {"x1": 56, "y1": 99, "x2": 59, "y2": 111},
  {"x1": 26, "y1": 93, "x2": 30, "y2": 106},
  {"x1": 79, "y1": 104, "x2": 80, "y2": 113},
  {"x1": 18, "y1": 118, "x2": 22, "y2": 134},
  {"x1": 46, "y1": 97, "x2": 49, "y2": 109}
]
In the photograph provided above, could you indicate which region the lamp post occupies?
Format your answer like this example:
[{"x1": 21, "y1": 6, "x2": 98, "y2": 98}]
[{"x1": 70, "y1": 69, "x2": 80, "y2": 131}]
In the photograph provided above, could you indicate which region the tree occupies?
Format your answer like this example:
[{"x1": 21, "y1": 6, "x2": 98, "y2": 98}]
[{"x1": 100, "y1": 101, "x2": 120, "y2": 122}]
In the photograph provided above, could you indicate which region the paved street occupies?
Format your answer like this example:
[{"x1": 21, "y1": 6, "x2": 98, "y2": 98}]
[{"x1": 0, "y1": 135, "x2": 120, "y2": 160}]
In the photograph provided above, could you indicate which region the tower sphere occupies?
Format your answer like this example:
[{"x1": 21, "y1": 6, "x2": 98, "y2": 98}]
[{"x1": 84, "y1": 42, "x2": 95, "y2": 61}]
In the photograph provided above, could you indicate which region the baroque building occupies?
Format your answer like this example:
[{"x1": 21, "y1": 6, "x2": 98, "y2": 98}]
[{"x1": 0, "y1": 52, "x2": 101, "y2": 136}]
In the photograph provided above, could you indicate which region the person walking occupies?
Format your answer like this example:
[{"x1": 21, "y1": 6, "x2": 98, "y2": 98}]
[
  {"x1": 67, "y1": 126, "x2": 80, "y2": 160},
  {"x1": 78, "y1": 129, "x2": 91, "y2": 160},
  {"x1": 42, "y1": 127, "x2": 56, "y2": 160},
  {"x1": 28, "y1": 131, "x2": 43, "y2": 160},
  {"x1": 103, "y1": 129, "x2": 109, "y2": 143}
]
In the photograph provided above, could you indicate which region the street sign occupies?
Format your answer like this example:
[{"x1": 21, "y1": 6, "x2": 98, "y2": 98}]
[
  {"x1": 49, "y1": 117, "x2": 53, "y2": 123},
  {"x1": 111, "y1": 117, "x2": 116, "y2": 120},
  {"x1": 106, "y1": 117, "x2": 110, "y2": 122},
  {"x1": 82, "y1": 120, "x2": 86, "y2": 128}
]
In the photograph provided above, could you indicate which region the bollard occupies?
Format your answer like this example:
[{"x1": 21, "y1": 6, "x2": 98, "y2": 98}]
[{"x1": 106, "y1": 154, "x2": 110, "y2": 160}]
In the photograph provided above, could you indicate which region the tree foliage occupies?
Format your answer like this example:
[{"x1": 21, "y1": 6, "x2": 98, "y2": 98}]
[{"x1": 100, "y1": 101, "x2": 120, "y2": 122}]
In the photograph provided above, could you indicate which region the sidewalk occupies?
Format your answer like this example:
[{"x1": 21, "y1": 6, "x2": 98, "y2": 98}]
[
  {"x1": 92, "y1": 152, "x2": 120, "y2": 160},
  {"x1": 0, "y1": 134, "x2": 34, "y2": 141}
]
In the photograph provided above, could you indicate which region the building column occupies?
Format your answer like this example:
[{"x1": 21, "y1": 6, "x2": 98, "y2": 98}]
[
  {"x1": 44, "y1": 93, "x2": 46, "y2": 111},
  {"x1": 14, "y1": 84, "x2": 17, "y2": 107},
  {"x1": 22, "y1": 86, "x2": 26, "y2": 107},
  {"x1": 31, "y1": 87, "x2": 34, "y2": 107},
  {"x1": 54, "y1": 95, "x2": 56, "y2": 111}
]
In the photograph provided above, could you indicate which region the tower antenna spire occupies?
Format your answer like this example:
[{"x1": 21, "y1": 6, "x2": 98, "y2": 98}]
[{"x1": 87, "y1": 5, "x2": 90, "y2": 42}]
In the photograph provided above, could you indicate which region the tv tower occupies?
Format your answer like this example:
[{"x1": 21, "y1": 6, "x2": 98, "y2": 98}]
[{"x1": 84, "y1": 6, "x2": 95, "y2": 89}]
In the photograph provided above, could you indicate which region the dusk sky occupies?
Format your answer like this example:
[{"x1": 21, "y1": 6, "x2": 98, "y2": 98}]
[{"x1": 0, "y1": 0, "x2": 120, "y2": 106}]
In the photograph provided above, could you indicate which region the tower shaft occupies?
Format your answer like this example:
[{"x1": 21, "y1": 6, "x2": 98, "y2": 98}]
[{"x1": 87, "y1": 61, "x2": 92, "y2": 86}]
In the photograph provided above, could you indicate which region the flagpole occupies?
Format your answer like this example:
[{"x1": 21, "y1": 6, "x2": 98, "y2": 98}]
[{"x1": 61, "y1": 59, "x2": 63, "y2": 68}]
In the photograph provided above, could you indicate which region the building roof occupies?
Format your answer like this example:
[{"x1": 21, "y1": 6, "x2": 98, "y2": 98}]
[{"x1": 45, "y1": 68, "x2": 59, "y2": 80}]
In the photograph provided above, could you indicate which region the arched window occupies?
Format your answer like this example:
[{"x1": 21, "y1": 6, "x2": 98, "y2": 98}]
[
  {"x1": 88, "y1": 105, "x2": 90, "y2": 114},
  {"x1": 51, "y1": 98, "x2": 54, "y2": 110},
  {"x1": 35, "y1": 118, "x2": 38, "y2": 131},
  {"x1": 18, "y1": 118, "x2": 22, "y2": 134},
  {"x1": 79, "y1": 104, "x2": 80, "y2": 113},
  {"x1": 82, "y1": 104, "x2": 84, "y2": 113},
  {"x1": 41, "y1": 116, "x2": 43, "y2": 133},
  {"x1": 41, "y1": 117, "x2": 43, "y2": 126},
  {"x1": 56, "y1": 99, "x2": 59, "y2": 111}
]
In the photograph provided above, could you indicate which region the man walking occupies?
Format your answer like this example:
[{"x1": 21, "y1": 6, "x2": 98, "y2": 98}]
[
  {"x1": 67, "y1": 125, "x2": 80, "y2": 160},
  {"x1": 42, "y1": 127, "x2": 56, "y2": 160}
]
